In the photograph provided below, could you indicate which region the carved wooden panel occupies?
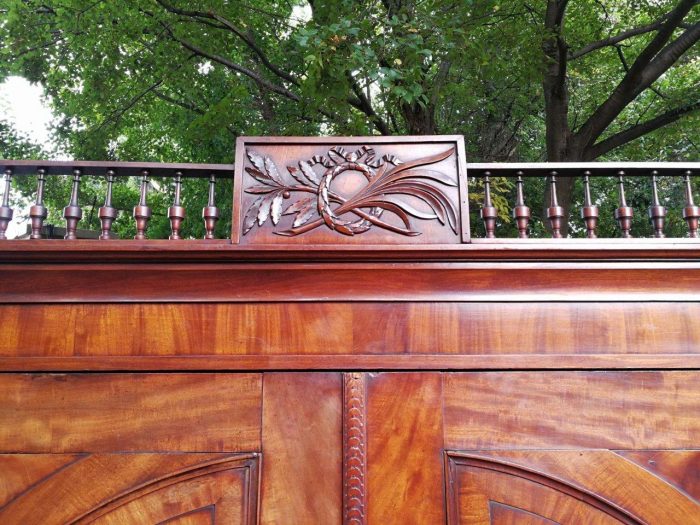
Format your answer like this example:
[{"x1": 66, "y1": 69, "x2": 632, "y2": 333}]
[
  {"x1": 232, "y1": 136, "x2": 468, "y2": 244},
  {"x1": 0, "y1": 453, "x2": 258, "y2": 524},
  {"x1": 445, "y1": 451, "x2": 700, "y2": 524}
]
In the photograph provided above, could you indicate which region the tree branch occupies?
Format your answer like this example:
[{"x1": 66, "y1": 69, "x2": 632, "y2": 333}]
[
  {"x1": 586, "y1": 100, "x2": 700, "y2": 159},
  {"x1": 160, "y1": 22, "x2": 302, "y2": 102},
  {"x1": 346, "y1": 73, "x2": 391, "y2": 135},
  {"x1": 575, "y1": 0, "x2": 699, "y2": 148},
  {"x1": 569, "y1": 14, "x2": 670, "y2": 59},
  {"x1": 154, "y1": 0, "x2": 298, "y2": 86},
  {"x1": 91, "y1": 79, "x2": 163, "y2": 134}
]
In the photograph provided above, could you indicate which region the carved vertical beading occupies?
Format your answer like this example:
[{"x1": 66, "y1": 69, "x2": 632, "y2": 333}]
[{"x1": 343, "y1": 372, "x2": 367, "y2": 525}]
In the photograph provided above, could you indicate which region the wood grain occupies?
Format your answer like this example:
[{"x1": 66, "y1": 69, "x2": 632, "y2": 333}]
[
  {"x1": 366, "y1": 373, "x2": 445, "y2": 525},
  {"x1": 447, "y1": 451, "x2": 700, "y2": 524},
  {"x1": 2, "y1": 302, "x2": 699, "y2": 362},
  {"x1": 5, "y1": 264, "x2": 700, "y2": 303},
  {"x1": 616, "y1": 451, "x2": 700, "y2": 502},
  {"x1": 0, "y1": 374, "x2": 261, "y2": 452},
  {"x1": 0, "y1": 453, "x2": 258, "y2": 525},
  {"x1": 3, "y1": 353, "x2": 700, "y2": 372},
  {"x1": 260, "y1": 373, "x2": 342, "y2": 525},
  {"x1": 444, "y1": 372, "x2": 700, "y2": 450}
]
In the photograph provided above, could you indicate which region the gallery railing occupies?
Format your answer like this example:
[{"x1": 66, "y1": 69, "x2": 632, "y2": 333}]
[
  {"x1": 0, "y1": 160, "x2": 233, "y2": 240},
  {"x1": 469, "y1": 162, "x2": 699, "y2": 239},
  {"x1": 0, "y1": 159, "x2": 698, "y2": 241}
]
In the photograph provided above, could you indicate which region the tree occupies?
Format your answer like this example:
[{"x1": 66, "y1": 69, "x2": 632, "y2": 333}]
[{"x1": 1, "y1": 0, "x2": 698, "y2": 238}]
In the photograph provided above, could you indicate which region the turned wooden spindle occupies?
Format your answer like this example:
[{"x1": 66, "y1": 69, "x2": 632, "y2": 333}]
[
  {"x1": 133, "y1": 169, "x2": 152, "y2": 240},
  {"x1": 648, "y1": 170, "x2": 666, "y2": 238},
  {"x1": 682, "y1": 170, "x2": 700, "y2": 238},
  {"x1": 546, "y1": 171, "x2": 565, "y2": 239},
  {"x1": 202, "y1": 174, "x2": 220, "y2": 240},
  {"x1": 29, "y1": 168, "x2": 48, "y2": 239},
  {"x1": 0, "y1": 169, "x2": 13, "y2": 240},
  {"x1": 480, "y1": 172, "x2": 498, "y2": 238},
  {"x1": 580, "y1": 171, "x2": 599, "y2": 239},
  {"x1": 63, "y1": 169, "x2": 83, "y2": 240},
  {"x1": 98, "y1": 169, "x2": 119, "y2": 240},
  {"x1": 512, "y1": 172, "x2": 530, "y2": 238},
  {"x1": 168, "y1": 172, "x2": 185, "y2": 240},
  {"x1": 614, "y1": 171, "x2": 633, "y2": 238}
]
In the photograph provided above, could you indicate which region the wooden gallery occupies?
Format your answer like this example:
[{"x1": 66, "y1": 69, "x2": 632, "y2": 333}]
[{"x1": 0, "y1": 136, "x2": 699, "y2": 523}]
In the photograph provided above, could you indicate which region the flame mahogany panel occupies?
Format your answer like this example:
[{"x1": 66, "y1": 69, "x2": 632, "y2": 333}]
[{"x1": 0, "y1": 373, "x2": 261, "y2": 453}]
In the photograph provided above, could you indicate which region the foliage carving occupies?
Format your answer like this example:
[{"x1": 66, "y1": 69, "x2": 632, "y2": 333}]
[{"x1": 243, "y1": 146, "x2": 458, "y2": 237}]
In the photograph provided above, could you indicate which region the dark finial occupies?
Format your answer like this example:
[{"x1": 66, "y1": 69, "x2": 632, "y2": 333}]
[
  {"x1": 647, "y1": 170, "x2": 666, "y2": 238},
  {"x1": 63, "y1": 168, "x2": 83, "y2": 239},
  {"x1": 546, "y1": 171, "x2": 564, "y2": 238},
  {"x1": 29, "y1": 168, "x2": 48, "y2": 239},
  {"x1": 480, "y1": 172, "x2": 498, "y2": 238},
  {"x1": 133, "y1": 169, "x2": 152, "y2": 240},
  {"x1": 98, "y1": 169, "x2": 119, "y2": 240},
  {"x1": 169, "y1": 172, "x2": 186, "y2": 240},
  {"x1": 683, "y1": 170, "x2": 700, "y2": 238},
  {"x1": 0, "y1": 169, "x2": 14, "y2": 240},
  {"x1": 202, "y1": 174, "x2": 220, "y2": 240},
  {"x1": 512, "y1": 171, "x2": 530, "y2": 238},
  {"x1": 614, "y1": 171, "x2": 633, "y2": 238},
  {"x1": 581, "y1": 171, "x2": 598, "y2": 239}
]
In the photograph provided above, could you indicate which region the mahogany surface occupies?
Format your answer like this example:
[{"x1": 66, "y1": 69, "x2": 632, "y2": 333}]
[{"x1": 1, "y1": 136, "x2": 700, "y2": 523}]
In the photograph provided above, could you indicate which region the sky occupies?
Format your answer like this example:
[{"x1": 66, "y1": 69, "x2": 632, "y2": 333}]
[{"x1": 1, "y1": 76, "x2": 55, "y2": 238}]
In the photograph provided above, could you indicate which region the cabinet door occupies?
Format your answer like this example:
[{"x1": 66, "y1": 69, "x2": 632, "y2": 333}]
[
  {"x1": 443, "y1": 372, "x2": 700, "y2": 524},
  {"x1": 362, "y1": 372, "x2": 700, "y2": 524},
  {"x1": 0, "y1": 373, "x2": 262, "y2": 524}
]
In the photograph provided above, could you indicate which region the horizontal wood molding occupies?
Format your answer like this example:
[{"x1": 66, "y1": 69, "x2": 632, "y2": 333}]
[
  {"x1": 3, "y1": 239, "x2": 700, "y2": 263},
  {"x1": 1, "y1": 354, "x2": 699, "y2": 372},
  {"x1": 3, "y1": 264, "x2": 700, "y2": 303}
]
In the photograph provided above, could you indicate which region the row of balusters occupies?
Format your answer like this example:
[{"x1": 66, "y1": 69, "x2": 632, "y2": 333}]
[
  {"x1": 478, "y1": 170, "x2": 700, "y2": 238},
  {"x1": 0, "y1": 168, "x2": 221, "y2": 240}
]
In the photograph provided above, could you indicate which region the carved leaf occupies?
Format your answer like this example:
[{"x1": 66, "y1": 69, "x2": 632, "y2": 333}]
[
  {"x1": 379, "y1": 196, "x2": 438, "y2": 220},
  {"x1": 287, "y1": 166, "x2": 308, "y2": 186},
  {"x1": 245, "y1": 167, "x2": 275, "y2": 186},
  {"x1": 246, "y1": 149, "x2": 266, "y2": 173},
  {"x1": 293, "y1": 204, "x2": 317, "y2": 227},
  {"x1": 243, "y1": 197, "x2": 263, "y2": 235},
  {"x1": 380, "y1": 168, "x2": 458, "y2": 188},
  {"x1": 246, "y1": 185, "x2": 277, "y2": 194},
  {"x1": 271, "y1": 193, "x2": 284, "y2": 225},
  {"x1": 257, "y1": 193, "x2": 275, "y2": 226},
  {"x1": 299, "y1": 161, "x2": 321, "y2": 185},
  {"x1": 356, "y1": 199, "x2": 413, "y2": 230},
  {"x1": 265, "y1": 156, "x2": 284, "y2": 185},
  {"x1": 283, "y1": 197, "x2": 313, "y2": 215},
  {"x1": 384, "y1": 181, "x2": 458, "y2": 232}
]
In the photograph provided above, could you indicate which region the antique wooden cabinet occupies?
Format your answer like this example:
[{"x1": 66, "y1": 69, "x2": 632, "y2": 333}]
[{"x1": 1, "y1": 136, "x2": 699, "y2": 524}]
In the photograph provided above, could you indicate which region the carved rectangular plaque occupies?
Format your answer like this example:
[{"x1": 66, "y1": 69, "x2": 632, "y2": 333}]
[{"x1": 232, "y1": 136, "x2": 469, "y2": 244}]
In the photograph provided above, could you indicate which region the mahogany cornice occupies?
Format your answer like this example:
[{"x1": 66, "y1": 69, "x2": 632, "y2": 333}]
[{"x1": 2, "y1": 239, "x2": 700, "y2": 263}]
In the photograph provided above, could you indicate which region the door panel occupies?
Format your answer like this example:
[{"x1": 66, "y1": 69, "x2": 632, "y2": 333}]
[
  {"x1": 445, "y1": 451, "x2": 700, "y2": 524},
  {"x1": 0, "y1": 373, "x2": 262, "y2": 452},
  {"x1": 443, "y1": 372, "x2": 700, "y2": 524},
  {"x1": 0, "y1": 453, "x2": 259, "y2": 525}
]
